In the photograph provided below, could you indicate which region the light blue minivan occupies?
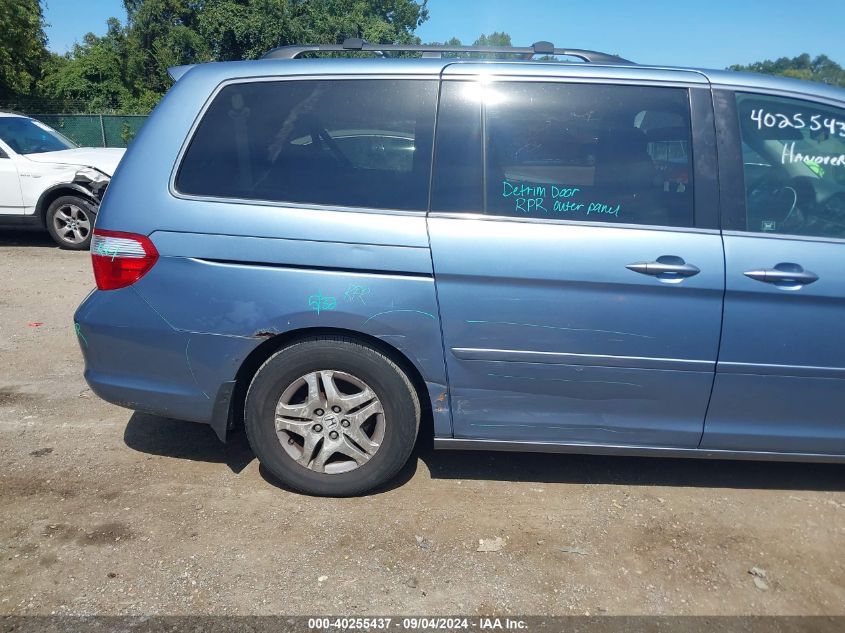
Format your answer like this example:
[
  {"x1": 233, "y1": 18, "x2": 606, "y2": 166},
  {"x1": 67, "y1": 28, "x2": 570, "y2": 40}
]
[{"x1": 75, "y1": 40, "x2": 845, "y2": 495}]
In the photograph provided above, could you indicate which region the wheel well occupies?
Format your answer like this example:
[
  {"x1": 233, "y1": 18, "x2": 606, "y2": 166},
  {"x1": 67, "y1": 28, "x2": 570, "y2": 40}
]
[
  {"x1": 228, "y1": 327, "x2": 432, "y2": 434},
  {"x1": 37, "y1": 186, "x2": 97, "y2": 224}
]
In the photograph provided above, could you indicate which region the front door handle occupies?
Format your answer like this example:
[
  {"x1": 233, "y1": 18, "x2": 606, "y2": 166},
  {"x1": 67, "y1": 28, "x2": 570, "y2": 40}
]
[
  {"x1": 626, "y1": 255, "x2": 700, "y2": 282},
  {"x1": 744, "y1": 263, "x2": 819, "y2": 288}
]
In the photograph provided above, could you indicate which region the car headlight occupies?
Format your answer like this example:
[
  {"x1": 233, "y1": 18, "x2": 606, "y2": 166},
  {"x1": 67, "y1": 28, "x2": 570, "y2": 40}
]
[{"x1": 74, "y1": 167, "x2": 110, "y2": 185}]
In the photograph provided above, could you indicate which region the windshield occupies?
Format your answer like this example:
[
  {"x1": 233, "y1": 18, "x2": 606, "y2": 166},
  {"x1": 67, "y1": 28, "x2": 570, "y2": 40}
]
[{"x1": 0, "y1": 117, "x2": 77, "y2": 154}]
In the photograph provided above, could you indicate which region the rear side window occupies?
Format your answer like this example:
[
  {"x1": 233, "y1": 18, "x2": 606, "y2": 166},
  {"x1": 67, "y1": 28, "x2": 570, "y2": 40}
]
[
  {"x1": 484, "y1": 82, "x2": 694, "y2": 227},
  {"x1": 176, "y1": 79, "x2": 437, "y2": 211},
  {"x1": 735, "y1": 92, "x2": 845, "y2": 239}
]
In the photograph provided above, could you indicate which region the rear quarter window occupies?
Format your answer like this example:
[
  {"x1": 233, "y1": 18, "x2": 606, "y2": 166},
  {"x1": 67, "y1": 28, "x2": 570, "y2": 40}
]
[{"x1": 175, "y1": 79, "x2": 438, "y2": 211}]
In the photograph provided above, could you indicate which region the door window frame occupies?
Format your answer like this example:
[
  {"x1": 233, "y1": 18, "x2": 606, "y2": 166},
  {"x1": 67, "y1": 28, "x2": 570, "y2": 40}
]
[
  {"x1": 430, "y1": 75, "x2": 720, "y2": 231},
  {"x1": 715, "y1": 87, "x2": 845, "y2": 243}
]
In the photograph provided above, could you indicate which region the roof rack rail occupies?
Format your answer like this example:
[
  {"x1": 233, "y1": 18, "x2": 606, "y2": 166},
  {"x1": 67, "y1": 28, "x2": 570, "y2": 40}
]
[{"x1": 261, "y1": 38, "x2": 633, "y2": 64}]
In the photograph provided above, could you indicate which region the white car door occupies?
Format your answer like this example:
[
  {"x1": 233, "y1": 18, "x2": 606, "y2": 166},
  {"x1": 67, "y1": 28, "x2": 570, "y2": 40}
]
[{"x1": 0, "y1": 143, "x2": 24, "y2": 215}]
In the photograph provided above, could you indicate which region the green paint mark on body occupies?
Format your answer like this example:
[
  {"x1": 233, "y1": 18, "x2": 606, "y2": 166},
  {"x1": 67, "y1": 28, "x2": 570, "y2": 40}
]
[
  {"x1": 308, "y1": 292, "x2": 337, "y2": 315},
  {"x1": 74, "y1": 322, "x2": 87, "y2": 347}
]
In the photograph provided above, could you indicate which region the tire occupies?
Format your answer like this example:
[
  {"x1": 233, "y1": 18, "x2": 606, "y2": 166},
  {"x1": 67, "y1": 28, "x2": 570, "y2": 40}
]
[
  {"x1": 244, "y1": 336, "x2": 420, "y2": 496},
  {"x1": 46, "y1": 195, "x2": 96, "y2": 250}
]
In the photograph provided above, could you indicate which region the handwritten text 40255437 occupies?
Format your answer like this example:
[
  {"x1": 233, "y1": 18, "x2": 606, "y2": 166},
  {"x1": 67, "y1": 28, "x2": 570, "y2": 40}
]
[{"x1": 751, "y1": 108, "x2": 845, "y2": 138}]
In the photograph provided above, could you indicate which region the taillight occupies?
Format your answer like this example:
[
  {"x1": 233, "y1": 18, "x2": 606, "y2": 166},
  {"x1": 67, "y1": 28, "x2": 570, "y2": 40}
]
[{"x1": 90, "y1": 229, "x2": 159, "y2": 291}]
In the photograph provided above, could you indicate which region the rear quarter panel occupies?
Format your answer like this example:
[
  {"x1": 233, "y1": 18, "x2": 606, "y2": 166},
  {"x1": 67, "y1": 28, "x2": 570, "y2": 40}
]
[{"x1": 131, "y1": 225, "x2": 450, "y2": 436}]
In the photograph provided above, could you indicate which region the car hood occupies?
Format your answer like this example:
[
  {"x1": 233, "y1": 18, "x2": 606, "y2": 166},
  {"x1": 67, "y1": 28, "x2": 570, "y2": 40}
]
[{"x1": 23, "y1": 148, "x2": 126, "y2": 176}]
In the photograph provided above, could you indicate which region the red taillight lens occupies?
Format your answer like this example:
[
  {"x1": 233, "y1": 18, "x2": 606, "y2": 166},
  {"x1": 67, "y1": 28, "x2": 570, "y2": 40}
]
[{"x1": 90, "y1": 229, "x2": 159, "y2": 291}]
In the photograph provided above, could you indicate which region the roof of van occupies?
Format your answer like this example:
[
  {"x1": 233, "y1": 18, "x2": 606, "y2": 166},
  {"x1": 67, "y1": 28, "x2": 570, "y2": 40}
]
[{"x1": 168, "y1": 56, "x2": 845, "y2": 107}]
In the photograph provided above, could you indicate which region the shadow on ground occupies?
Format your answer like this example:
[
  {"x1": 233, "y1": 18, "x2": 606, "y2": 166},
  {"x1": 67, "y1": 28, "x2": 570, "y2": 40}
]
[
  {"x1": 124, "y1": 412, "x2": 255, "y2": 474},
  {"x1": 0, "y1": 230, "x2": 56, "y2": 248},
  {"x1": 123, "y1": 412, "x2": 845, "y2": 493},
  {"x1": 422, "y1": 448, "x2": 845, "y2": 492},
  {"x1": 123, "y1": 411, "x2": 419, "y2": 494}
]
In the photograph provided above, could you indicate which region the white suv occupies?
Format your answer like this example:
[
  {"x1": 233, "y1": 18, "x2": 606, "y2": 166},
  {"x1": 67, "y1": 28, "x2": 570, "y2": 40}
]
[{"x1": 0, "y1": 112, "x2": 125, "y2": 249}]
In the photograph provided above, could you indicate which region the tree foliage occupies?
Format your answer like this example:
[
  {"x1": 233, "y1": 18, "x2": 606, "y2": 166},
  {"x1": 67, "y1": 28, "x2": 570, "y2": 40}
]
[
  {"x1": 730, "y1": 54, "x2": 845, "y2": 88},
  {"x1": 472, "y1": 31, "x2": 511, "y2": 47},
  {"x1": 426, "y1": 32, "x2": 512, "y2": 59},
  {"x1": 199, "y1": 0, "x2": 427, "y2": 61},
  {"x1": 16, "y1": 0, "x2": 429, "y2": 113},
  {"x1": 0, "y1": 0, "x2": 48, "y2": 101},
  {"x1": 37, "y1": 18, "x2": 144, "y2": 113}
]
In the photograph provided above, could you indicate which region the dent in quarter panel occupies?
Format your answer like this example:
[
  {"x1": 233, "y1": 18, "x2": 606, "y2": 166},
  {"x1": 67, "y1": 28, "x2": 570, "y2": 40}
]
[{"x1": 184, "y1": 332, "x2": 261, "y2": 403}]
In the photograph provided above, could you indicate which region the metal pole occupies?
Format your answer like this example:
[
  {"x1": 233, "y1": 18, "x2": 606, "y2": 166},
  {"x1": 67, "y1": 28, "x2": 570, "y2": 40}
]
[{"x1": 99, "y1": 114, "x2": 106, "y2": 147}]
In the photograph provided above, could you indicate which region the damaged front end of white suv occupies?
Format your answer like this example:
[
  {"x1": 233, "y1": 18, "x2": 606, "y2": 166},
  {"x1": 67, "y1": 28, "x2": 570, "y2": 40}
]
[
  {"x1": 0, "y1": 113, "x2": 126, "y2": 249},
  {"x1": 71, "y1": 166, "x2": 113, "y2": 202}
]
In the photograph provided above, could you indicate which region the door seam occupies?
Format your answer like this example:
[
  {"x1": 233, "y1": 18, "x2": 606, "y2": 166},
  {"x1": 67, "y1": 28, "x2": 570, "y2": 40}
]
[{"x1": 426, "y1": 71, "x2": 455, "y2": 437}]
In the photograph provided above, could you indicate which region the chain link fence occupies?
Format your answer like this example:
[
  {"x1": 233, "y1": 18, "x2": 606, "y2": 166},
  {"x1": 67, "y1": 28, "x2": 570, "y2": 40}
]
[{"x1": 28, "y1": 114, "x2": 148, "y2": 148}]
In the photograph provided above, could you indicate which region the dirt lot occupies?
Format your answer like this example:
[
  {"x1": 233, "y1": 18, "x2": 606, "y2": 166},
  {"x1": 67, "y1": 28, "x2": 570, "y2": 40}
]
[{"x1": 1, "y1": 229, "x2": 844, "y2": 617}]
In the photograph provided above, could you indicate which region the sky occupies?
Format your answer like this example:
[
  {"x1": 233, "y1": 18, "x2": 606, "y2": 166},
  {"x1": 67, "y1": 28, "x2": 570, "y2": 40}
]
[{"x1": 43, "y1": 0, "x2": 845, "y2": 70}]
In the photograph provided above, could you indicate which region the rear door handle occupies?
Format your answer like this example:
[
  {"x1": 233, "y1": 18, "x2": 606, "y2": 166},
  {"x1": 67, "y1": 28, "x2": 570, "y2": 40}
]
[
  {"x1": 626, "y1": 256, "x2": 700, "y2": 282},
  {"x1": 744, "y1": 263, "x2": 819, "y2": 288}
]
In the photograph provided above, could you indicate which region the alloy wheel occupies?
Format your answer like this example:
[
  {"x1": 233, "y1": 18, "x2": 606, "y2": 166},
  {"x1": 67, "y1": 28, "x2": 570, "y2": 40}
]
[
  {"x1": 274, "y1": 370, "x2": 385, "y2": 474},
  {"x1": 52, "y1": 203, "x2": 91, "y2": 245}
]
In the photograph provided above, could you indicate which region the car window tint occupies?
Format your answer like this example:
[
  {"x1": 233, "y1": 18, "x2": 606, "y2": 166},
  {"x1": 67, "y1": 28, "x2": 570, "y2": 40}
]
[
  {"x1": 176, "y1": 79, "x2": 437, "y2": 211},
  {"x1": 736, "y1": 92, "x2": 845, "y2": 239},
  {"x1": 431, "y1": 81, "x2": 483, "y2": 212},
  {"x1": 0, "y1": 117, "x2": 76, "y2": 154},
  {"x1": 484, "y1": 82, "x2": 694, "y2": 227}
]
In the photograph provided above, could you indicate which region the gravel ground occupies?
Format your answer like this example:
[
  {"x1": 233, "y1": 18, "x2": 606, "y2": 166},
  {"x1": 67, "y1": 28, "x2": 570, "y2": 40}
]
[{"x1": 1, "y1": 229, "x2": 844, "y2": 617}]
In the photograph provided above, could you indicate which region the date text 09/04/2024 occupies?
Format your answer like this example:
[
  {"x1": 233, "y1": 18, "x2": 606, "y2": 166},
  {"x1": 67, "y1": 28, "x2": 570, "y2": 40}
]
[{"x1": 307, "y1": 617, "x2": 528, "y2": 630}]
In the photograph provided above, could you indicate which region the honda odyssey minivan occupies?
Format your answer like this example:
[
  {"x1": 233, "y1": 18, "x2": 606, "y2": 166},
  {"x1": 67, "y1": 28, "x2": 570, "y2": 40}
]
[{"x1": 75, "y1": 40, "x2": 845, "y2": 495}]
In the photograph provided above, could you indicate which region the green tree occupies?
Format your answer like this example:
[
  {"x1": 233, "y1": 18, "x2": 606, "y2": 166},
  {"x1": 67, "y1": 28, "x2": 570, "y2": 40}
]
[
  {"x1": 38, "y1": 18, "x2": 136, "y2": 113},
  {"x1": 0, "y1": 0, "x2": 48, "y2": 101},
  {"x1": 730, "y1": 54, "x2": 845, "y2": 88},
  {"x1": 36, "y1": 0, "x2": 430, "y2": 113},
  {"x1": 195, "y1": 0, "x2": 304, "y2": 61},
  {"x1": 473, "y1": 31, "x2": 511, "y2": 47},
  {"x1": 124, "y1": 0, "x2": 211, "y2": 95},
  {"x1": 430, "y1": 33, "x2": 512, "y2": 47},
  {"x1": 197, "y1": 0, "x2": 429, "y2": 62},
  {"x1": 295, "y1": 0, "x2": 428, "y2": 46},
  {"x1": 428, "y1": 32, "x2": 513, "y2": 58}
]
